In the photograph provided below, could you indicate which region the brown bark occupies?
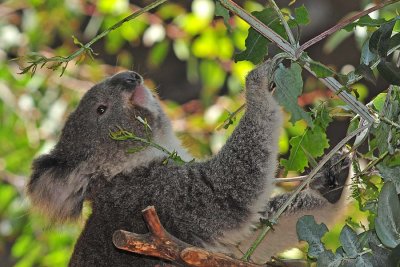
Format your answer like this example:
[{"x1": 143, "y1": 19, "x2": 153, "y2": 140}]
[{"x1": 112, "y1": 206, "x2": 264, "y2": 267}]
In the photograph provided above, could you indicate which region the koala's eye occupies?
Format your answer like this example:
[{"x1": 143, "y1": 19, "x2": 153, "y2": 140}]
[{"x1": 96, "y1": 105, "x2": 107, "y2": 115}]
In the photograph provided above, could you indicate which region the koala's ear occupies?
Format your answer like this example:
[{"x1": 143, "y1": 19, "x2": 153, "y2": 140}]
[{"x1": 27, "y1": 154, "x2": 88, "y2": 222}]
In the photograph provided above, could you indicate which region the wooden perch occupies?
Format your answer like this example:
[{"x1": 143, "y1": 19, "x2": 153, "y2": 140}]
[{"x1": 112, "y1": 206, "x2": 264, "y2": 267}]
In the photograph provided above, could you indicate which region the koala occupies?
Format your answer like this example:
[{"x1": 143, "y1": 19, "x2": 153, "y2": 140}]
[{"x1": 27, "y1": 61, "x2": 349, "y2": 266}]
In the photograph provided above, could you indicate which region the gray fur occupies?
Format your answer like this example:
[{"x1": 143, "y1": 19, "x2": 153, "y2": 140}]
[{"x1": 27, "y1": 62, "x2": 348, "y2": 266}]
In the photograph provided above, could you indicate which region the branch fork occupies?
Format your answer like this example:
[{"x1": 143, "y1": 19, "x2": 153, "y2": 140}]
[{"x1": 113, "y1": 206, "x2": 263, "y2": 267}]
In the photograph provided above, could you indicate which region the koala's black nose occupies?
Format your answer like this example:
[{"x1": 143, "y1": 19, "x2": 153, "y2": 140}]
[{"x1": 110, "y1": 71, "x2": 143, "y2": 88}]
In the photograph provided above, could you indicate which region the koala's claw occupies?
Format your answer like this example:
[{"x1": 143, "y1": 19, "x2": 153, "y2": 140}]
[{"x1": 246, "y1": 60, "x2": 274, "y2": 90}]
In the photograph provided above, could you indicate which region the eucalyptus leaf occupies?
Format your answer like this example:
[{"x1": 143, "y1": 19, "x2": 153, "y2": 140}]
[
  {"x1": 339, "y1": 225, "x2": 361, "y2": 258},
  {"x1": 296, "y1": 215, "x2": 328, "y2": 258},
  {"x1": 355, "y1": 63, "x2": 376, "y2": 85},
  {"x1": 294, "y1": 5, "x2": 310, "y2": 25},
  {"x1": 317, "y1": 250, "x2": 343, "y2": 267},
  {"x1": 354, "y1": 253, "x2": 375, "y2": 267},
  {"x1": 281, "y1": 125, "x2": 329, "y2": 172},
  {"x1": 377, "y1": 58, "x2": 400, "y2": 86},
  {"x1": 369, "y1": 242, "x2": 392, "y2": 266},
  {"x1": 281, "y1": 104, "x2": 330, "y2": 173},
  {"x1": 389, "y1": 244, "x2": 400, "y2": 267},
  {"x1": 369, "y1": 19, "x2": 396, "y2": 57},
  {"x1": 234, "y1": 8, "x2": 287, "y2": 64},
  {"x1": 274, "y1": 63, "x2": 313, "y2": 126},
  {"x1": 375, "y1": 182, "x2": 400, "y2": 248},
  {"x1": 377, "y1": 157, "x2": 400, "y2": 193},
  {"x1": 372, "y1": 86, "x2": 400, "y2": 155},
  {"x1": 372, "y1": 93, "x2": 387, "y2": 112},
  {"x1": 360, "y1": 39, "x2": 378, "y2": 66},
  {"x1": 389, "y1": 33, "x2": 400, "y2": 53}
]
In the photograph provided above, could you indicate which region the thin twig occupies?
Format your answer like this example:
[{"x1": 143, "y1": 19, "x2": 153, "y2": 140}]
[
  {"x1": 298, "y1": 0, "x2": 400, "y2": 52},
  {"x1": 242, "y1": 123, "x2": 371, "y2": 261},
  {"x1": 19, "y1": 0, "x2": 167, "y2": 74},
  {"x1": 267, "y1": 0, "x2": 297, "y2": 46}
]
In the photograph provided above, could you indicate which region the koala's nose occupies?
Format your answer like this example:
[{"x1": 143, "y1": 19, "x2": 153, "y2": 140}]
[{"x1": 110, "y1": 71, "x2": 143, "y2": 89}]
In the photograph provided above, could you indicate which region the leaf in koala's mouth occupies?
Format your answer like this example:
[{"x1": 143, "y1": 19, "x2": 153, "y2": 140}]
[{"x1": 130, "y1": 85, "x2": 149, "y2": 107}]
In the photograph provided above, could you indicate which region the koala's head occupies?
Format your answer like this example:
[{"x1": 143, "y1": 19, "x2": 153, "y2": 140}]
[{"x1": 27, "y1": 71, "x2": 171, "y2": 221}]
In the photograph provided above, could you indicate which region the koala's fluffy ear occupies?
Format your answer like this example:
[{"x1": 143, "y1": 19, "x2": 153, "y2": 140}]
[{"x1": 27, "y1": 154, "x2": 88, "y2": 222}]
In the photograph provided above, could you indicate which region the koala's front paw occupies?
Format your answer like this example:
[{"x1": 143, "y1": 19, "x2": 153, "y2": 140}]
[
  {"x1": 246, "y1": 60, "x2": 274, "y2": 90},
  {"x1": 310, "y1": 151, "x2": 350, "y2": 204}
]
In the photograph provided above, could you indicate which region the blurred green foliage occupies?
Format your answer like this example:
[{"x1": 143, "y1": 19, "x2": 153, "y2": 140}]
[{"x1": 0, "y1": 0, "x2": 399, "y2": 266}]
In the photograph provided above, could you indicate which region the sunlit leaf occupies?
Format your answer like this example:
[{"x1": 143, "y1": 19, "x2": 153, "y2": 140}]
[
  {"x1": 294, "y1": 5, "x2": 310, "y2": 25},
  {"x1": 235, "y1": 8, "x2": 286, "y2": 64}
]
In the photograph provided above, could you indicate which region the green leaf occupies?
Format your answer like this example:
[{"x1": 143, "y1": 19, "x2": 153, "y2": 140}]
[
  {"x1": 281, "y1": 125, "x2": 329, "y2": 173},
  {"x1": 356, "y1": 15, "x2": 387, "y2": 27},
  {"x1": 355, "y1": 63, "x2": 376, "y2": 85},
  {"x1": 344, "y1": 15, "x2": 388, "y2": 31},
  {"x1": 339, "y1": 225, "x2": 361, "y2": 258},
  {"x1": 296, "y1": 215, "x2": 328, "y2": 258},
  {"x1": 372, "y1": 86, "x2": 400, "y2": 155},
  {"x1": 377, "y1": 58, "x2": 400, "y2": 86},
  {"x1": 215, "y1": 1, "x2": 231, "y2": 31},
  {"x1": 389, "y1": 244, "x2": 400, "y2": 266},
  {"x1": 313, "y1": 103, "x2": 333, "y2": 129},
  {"x1": 360, "y1": 39, "x2": 378, "y2": 66},
  {"x1": 294, "y1": 5, "x2": 310, "y2": 25},
  {"x1": 235, "y1": 8, "x2": 286, "y2": 64},
  {"x1": 354, "y1": 253, "x2": 375, "y2": 267},
  {"x1": 369, "y1": 19, "x2": 397, "y2": 57},
  {"x1": 372, "y1": 93, "x2": 387, "y2": 112},
  {"x1": 369, "y1": 242, "x2": 392, "y2": 266},
  {"x1": 317, "y1": 250, "x2": 343, "y2": 267},
  {"x1": 389, "y1": 33, "x2": 400, "y2": 52},
  {"x1": 309, "y1": 60, "x2": 335, "y2": 78},
  {"x1": 274, "y1": 63, "x2": 313, "y2": 126},
  {"x1": 234, "y1": 29, "x2": 268, "y2": 64},
  {"x1": 375, "y1": 182, "x2": 400, "y2": 248},
  {"x1": 377, "y1": 155, "x2": 400, "y2": 193}
]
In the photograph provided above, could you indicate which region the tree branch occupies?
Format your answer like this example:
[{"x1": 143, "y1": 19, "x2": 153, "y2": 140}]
[
  {"x1": 113, "y1": 206, "x2": 263, "y2": 267},
  {"x1": 217, "y1": 0, "x2": 375, "y2": 124},
  {"x1": 298, "y1": 0, "x2": 400, "y2": 52}
]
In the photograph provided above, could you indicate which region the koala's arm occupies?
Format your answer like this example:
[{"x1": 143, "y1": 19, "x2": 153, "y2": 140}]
[
  {"x1": 152, "y1": 61, "x2": 282, "y2": 245},
  {"x1": 233, "y1": 153, "x2": 351, "y2": 262}
]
